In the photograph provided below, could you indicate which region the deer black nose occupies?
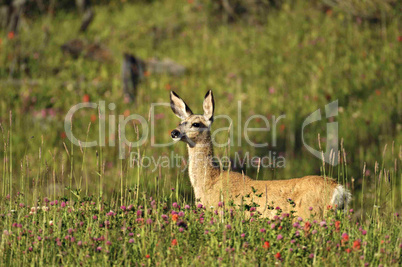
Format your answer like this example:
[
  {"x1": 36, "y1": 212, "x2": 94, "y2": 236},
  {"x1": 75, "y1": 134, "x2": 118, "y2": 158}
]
[{"x1": 171, "y1": 129, "x2": 181, "y2": 139}]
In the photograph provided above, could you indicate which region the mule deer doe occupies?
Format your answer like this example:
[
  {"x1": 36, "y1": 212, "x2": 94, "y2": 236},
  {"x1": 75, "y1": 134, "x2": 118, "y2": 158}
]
[{"x1": 170, "y1": 90, "x2": 351, "y2": 218}]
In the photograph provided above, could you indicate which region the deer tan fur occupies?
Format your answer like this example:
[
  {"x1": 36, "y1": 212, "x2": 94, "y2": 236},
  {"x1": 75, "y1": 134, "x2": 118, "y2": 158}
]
[{"x1": 170, "y1": 90, "x2": 351, "y2": 219}]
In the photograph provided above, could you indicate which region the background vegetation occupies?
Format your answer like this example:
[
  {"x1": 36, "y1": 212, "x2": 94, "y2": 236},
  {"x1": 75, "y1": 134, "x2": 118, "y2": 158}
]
[{"x1": 0, "y1": 0, "x2": 401, "y2": 264}]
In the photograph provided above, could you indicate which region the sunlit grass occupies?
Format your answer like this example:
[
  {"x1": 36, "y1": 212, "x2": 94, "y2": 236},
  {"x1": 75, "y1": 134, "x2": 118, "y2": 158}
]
[{"x1": 0, "y1": 0, "x2": 401, "y2": 265}]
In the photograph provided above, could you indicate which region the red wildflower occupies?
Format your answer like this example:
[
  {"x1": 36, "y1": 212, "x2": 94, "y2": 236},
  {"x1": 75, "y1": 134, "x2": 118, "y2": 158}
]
[
  {"x1": 353, "y1": 240, "x2": 361, "y2": 250},
  {"x1": 172, "y1": 214, "x2": 179, "y2": 222},
  {"x1": 123, "y1": 109, "x2": 130, "y2": 118},
  {"x1": 263, "y1": 241, "x2": 270, "y2": 249},
  {"x1": 327, "y1": 205, "x2": 333, "y2": 210},
  {"x1": 90, "y1": 114, "x2": 97, "y2": 122},
  {"x1": 335, "y1": 221, "x2": 341, "y2": 232},
  {"x1": 304, "y1": 221, "x2": 311, "y2": 234},
  {"x1": 145, "y1": 254, "x2": 150, "y2": 258},
  {"x1": 342, "y1": 233, "x2": 349, "y2": 242},
  {"x1": 171, "y1": 239, "x2": 178, "y2": 246},
  {"x1": 398, "y1": 36, "x2": 402, "y2": 42},
  {"x1": 60, "y1": 132, "x2": 67, "y2": 139},
  {"x1": 345, "y1": 248, "x2": 351, "y2": 253},
  {"x1": 8, "y1": 32, "x2": 15, "y2": 40},
  {"x1": 274, "y1": 252, "x2": 281, "y2": 259},
  {"x1": 82, "y1": 94, "x2": 90, "y2": 103}
]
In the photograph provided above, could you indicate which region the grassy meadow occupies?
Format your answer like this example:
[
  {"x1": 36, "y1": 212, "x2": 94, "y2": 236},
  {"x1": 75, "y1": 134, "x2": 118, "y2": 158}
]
[{"x1": 0, "y1": 0, "x2": 401, "y2": 265}]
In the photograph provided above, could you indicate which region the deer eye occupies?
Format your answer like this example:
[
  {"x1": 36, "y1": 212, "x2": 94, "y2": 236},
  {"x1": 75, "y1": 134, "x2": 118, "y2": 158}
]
[{"x1": 192, "y1": 123, "x2": 200, "y2": 128}]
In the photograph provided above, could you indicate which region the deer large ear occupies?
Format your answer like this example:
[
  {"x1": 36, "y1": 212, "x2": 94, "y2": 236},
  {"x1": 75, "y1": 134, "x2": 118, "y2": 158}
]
[
  {"x1": 170, "y1": 91, "x2": 193, "y2": 120},
  {"x1": 203, "y1": 90, "x2": 214, "y2": 122}
]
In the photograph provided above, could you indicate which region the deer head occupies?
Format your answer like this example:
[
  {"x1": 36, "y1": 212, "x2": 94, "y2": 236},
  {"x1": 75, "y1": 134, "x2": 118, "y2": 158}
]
[{"x1": 170, "y1": 90, "x2": 214, "y2": 148}]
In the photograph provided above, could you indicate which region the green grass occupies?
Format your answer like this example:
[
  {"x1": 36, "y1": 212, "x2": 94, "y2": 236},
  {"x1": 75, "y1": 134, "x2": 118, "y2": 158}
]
[
  {"x1": 0, "y1": 0, "x2": 401, "y2": 265},
  {"x1": 0, "y1": 194, "x2": 401, "y2": 265}
]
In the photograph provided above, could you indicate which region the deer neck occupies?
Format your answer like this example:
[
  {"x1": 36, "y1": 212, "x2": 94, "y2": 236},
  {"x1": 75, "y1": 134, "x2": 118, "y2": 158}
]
[{"x1": 187, "y1": 135, "x2": 217, "y2": 201}]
